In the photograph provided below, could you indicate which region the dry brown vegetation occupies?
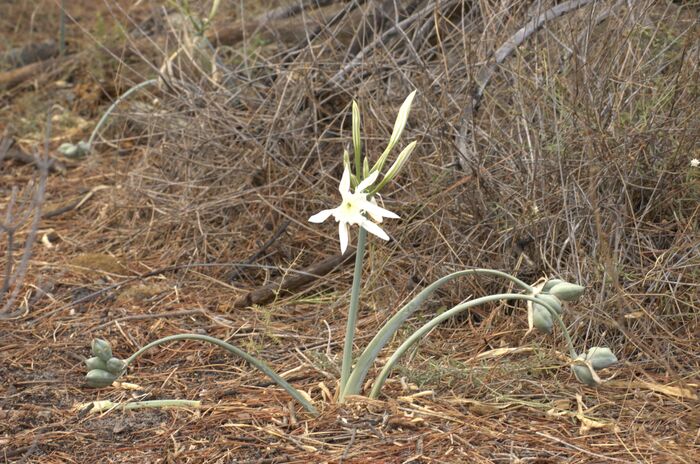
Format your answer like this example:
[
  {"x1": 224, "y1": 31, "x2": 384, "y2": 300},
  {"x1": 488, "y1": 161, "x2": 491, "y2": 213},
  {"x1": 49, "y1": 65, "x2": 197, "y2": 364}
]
[{"x1": 1, "y1": 0, "x2": 699, "y2": 462}]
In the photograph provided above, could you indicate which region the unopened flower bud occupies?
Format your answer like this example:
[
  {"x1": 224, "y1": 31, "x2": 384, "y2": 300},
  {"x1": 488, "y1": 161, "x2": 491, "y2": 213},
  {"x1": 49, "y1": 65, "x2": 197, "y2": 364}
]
[
  {"x1": 85, "y1": 369, "x2": 117, "y2": 388},
  {"x1": 105, "y1": 357, "x2": 126, "y2": 375},
  {"x1": 549, "y1": 282, "x2": 585, "y2": 301},
  {"x1": 85, "y1": 356, "x2": 108, "y2": 371},
  {"x1": 91, "y1": 339, "x2": 113, "y2": 362}
]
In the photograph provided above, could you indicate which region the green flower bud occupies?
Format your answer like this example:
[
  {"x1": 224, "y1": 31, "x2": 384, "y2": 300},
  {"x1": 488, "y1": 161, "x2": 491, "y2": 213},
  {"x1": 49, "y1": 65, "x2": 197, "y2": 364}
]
[
  {"x1": 585, "y1": 347, "x2": 617, "y2": 370},
  {"x1": 549, "y1": 282, "x2": 585, "y2": 301},
  {"x1": 371, "y1": 90, "x2": 416, "y2": 175},
  {"x1": 352, "y1": 100, "x2": 361, "y2": 164},
  {"x1": 85, "y1": 369, "x2": 117, "y2": 388},
  {"x1": 85, "y1": 356, "x2": 108, "y2": 371},
  {"x1": 541, "y1": 278, "x2": 564, "y2": 292},
  {"x1": 535, "y1": 293, "x2": 563, "y2": 315},
  {"x1": 91, "y1": 339, "x2": 113, "y2": 362},
  {"x1": 532, "y1": 305, "x2": 553, "y2": 334},
  {"x1": 105, "y1": 357, "x2": 126, "y2": 375}
]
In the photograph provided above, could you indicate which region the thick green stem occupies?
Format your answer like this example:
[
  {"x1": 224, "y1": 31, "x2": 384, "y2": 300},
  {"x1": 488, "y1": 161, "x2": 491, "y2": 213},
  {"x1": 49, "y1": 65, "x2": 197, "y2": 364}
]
[
  {"x1": 369, "y1": 293, "x2": 575, "y2": 399},
  {"x1": 123, "y1": 334, "x2": 318, "y2": 415},
  {"x1": 339, "y1": 227, "x2": 367, "y2": 402},
  {"x1": 87, "y1": 79, "x2": 158, "y2": 150},
  {"x1": 342, "y1": 269, "x2": 534, "y2": 397}
]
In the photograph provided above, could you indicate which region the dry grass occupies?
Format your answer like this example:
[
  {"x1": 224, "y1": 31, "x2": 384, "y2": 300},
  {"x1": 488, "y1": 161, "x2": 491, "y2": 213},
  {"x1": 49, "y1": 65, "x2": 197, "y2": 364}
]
[{"x1": 1, "y1": 0, "x2": 698, "y2": 462}]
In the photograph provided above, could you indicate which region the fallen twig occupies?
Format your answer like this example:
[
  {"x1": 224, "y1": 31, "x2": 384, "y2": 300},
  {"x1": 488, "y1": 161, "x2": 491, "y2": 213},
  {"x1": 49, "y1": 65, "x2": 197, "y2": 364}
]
[
  {"x1": 41, "y1": 185, "x2": 110, "y2": 220},
  {"x1": 0, "y1": 138, "x2": 66, "y2": 173},
  {"x1": 233, "y1": 250, "x2": 355, "y2": 308},
  {"x1": 1, "y1": 40, "x2": 59, "y2": 69},
  {"x1": 228, "y1": 220, "x2": 291, "y2": 282},
  {"x1": 90, "y1": 309, "x2": 205, "y2": 331},
  {"x1": 329, "y1": 0, "x2": 447, "y2": 85},
  {"x1": 1, "y1": 127, "x2": 50, "y2": 319}
]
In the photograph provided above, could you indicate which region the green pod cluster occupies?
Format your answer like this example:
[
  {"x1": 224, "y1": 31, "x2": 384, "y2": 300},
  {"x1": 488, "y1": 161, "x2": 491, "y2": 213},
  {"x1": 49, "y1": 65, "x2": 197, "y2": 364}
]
[{"x1": 85, "y1": 339, "x2": 125, "y2": 388}]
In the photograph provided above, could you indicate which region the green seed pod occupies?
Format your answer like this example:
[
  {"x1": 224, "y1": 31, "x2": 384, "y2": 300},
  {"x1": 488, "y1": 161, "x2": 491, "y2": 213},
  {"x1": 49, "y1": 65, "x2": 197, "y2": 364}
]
[
  {"x1": 541, "y1": 279, "x2": 564, "y2": 293},
  {"x1": 91, "y1": 339, "x2": 113, "y2": 362},
  {"x1": 58, "y1": 141, "x2": 90, "y2": 159},
  {"x1": 85, "y1": 369, "x2": 117, "y2": 388},
  {"x1": 85, "y1": 356, "x2": 108, "y2": 371},
  {"x1": 535, "y1": 293, "x2": 563, "y2": 315},
  {"x1": 586, "y1": 347, "x2": 617, "y2": 370},
  {"x1": 549, "y1": 282, "x2": 585, "y2": 301},
  {"x1": 532, "y1": 305, "x2": 553, "y2": 334},
  {"x1": 571, "y1": 364, "x2": 598, "y2": 386},
  {"x1": 105, "y1": 357, "x2": 126, "y2": 375}
]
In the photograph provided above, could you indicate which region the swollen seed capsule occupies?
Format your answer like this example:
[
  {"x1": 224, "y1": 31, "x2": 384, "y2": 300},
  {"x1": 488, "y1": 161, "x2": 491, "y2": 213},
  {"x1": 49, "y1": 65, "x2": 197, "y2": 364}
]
[
  {"x1": 105, "y1": 357, "x2": 126, "y2": 375},
  {"x1": 585, "y1": 347, "x2": 618, "y2": 370},
  {"x1": 532, "y1": 305, "x2": 553, "y2": 334},
  {"x1": 572, "y1": 364, "x2": 598, "y2": 386},
  {"x1": 535, "y1": 293, "x2": 563, "y2": 315},
  {"x1": 85, "y1": 356, "x2": 108, "y2": 371},
  {"x1": 541, "y1": 279, "x2": 564, "y2": 293},
  {"x1": 91, "y1": 339, "x2": 113, "y2": 362},
  {"x1": 549, "y1": 282, "x2": 585, "y2": 301},
  {"x1": 85, "y1": 369, "x2": 117, "y2": 388}
]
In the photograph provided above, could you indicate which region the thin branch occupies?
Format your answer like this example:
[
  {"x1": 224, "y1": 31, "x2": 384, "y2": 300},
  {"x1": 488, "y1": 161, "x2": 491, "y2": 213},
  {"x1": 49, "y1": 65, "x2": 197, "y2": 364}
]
[
  {"x1": 455, "y1": 0, "x2": 597, "y2": 171},
  {"x1": 0, "y1": 119, "x2": 51, "y2": 318}
]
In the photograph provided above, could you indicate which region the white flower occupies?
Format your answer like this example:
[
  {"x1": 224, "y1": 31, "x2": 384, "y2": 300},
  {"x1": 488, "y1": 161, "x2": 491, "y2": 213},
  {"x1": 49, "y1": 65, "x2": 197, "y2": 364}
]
[
  {"x1": 309, "y1": 168, "x2": 399, "y2": 253},
  {"x1": 691, "y1": 158, "x2": 700, "y2": 168}
]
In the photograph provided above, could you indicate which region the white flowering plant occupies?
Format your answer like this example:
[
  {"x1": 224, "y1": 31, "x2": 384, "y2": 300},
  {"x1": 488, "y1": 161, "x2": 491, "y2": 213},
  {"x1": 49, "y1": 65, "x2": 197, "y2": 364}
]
[{"x1": 83, "y1": 92, "x2": 617, "y2": 415}]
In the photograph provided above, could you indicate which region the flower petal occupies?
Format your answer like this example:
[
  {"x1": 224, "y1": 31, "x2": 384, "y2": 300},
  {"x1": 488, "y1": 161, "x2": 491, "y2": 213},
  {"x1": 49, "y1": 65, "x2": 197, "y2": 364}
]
[
  {"x1": 363, "y1": 200, "x2": 399, "y2": 220},
  {"x1": 339, "y1": 167, "x2": 351, "y2": 195},
  {"x1": 356, "y1": 170, "x2": 380, "y2": 193},
  {"x1": 360, "y1": 219, "x2": 390, "y2": 241},
  {"x1": 368, "y1": 198, "x2": 383, "y2": 223},
  {"x1": 309, "y1": 209, "x2": 335, "y2": 223},
  {"x1": 339, "y1": 221, "x2": 349, "y2": 253}
]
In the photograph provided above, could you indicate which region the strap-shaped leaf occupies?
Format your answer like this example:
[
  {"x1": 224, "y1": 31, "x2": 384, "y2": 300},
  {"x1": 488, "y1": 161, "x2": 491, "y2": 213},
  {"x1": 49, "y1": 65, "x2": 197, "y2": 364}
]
[{"x1": 342, "y1": 269, "x2": 533, "y2": 397}]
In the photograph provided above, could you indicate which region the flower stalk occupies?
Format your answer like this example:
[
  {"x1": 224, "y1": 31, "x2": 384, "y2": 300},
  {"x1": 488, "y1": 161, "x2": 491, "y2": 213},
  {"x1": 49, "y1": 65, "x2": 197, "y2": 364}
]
[{"x1": 338, "y1": 227, "x2": 367, "y2": 401}]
